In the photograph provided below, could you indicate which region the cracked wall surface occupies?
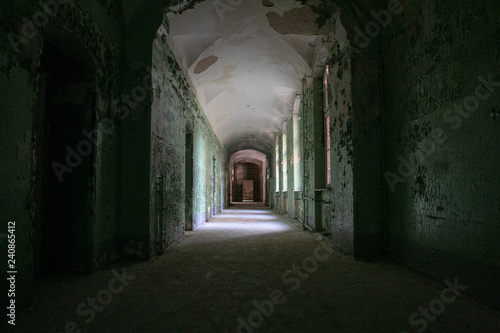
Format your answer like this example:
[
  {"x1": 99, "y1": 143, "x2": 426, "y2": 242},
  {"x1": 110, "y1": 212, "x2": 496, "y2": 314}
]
[
  {"x1": 382, "y1": 0, "x2": 500, "y2": 306},
  {"x1": 152, "y1": 35, "x2": 226, "y2": 248},
  {"x1": 0, "y1": 0, "x2": 123, "y2": 306}
]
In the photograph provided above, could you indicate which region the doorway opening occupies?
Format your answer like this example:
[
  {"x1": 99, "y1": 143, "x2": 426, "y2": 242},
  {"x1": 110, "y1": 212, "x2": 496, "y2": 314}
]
[
  {"x1": 34, "y1": 28, "x2": 96, "y2": 276},
  {"x1": 212, "y1": 156, "x2": 217, "y2": 216},
  {"x1": 243, "y1": 179, "x2": 254, "y2": 201},
  {"x1": 185, "y1": 131, "x2": 194, "y2": 230},
  {"x1": 232, "y1": 162, "x2": 261, "y2": 203},
  {"x1": 228, "y1": 150, "x2": 267, "y2": 205}
]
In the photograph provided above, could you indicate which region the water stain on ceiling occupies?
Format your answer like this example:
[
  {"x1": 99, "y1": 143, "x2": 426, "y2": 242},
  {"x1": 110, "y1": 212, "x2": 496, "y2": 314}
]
[{"x1": 194, "y1": 55, "x2": 218, "y2": 74}]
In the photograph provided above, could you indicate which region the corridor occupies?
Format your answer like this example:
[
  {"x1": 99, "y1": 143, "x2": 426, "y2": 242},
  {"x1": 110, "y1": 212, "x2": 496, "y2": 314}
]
[
  {"x1": 1, "y1": 1, "x2": 500, "y2": 331},
  {"x1": 5, "y1": 205, "x2": 499, "y2": 333},
  {"x1": 0, "y1": 0, "x2": 500, "y2": 326}
]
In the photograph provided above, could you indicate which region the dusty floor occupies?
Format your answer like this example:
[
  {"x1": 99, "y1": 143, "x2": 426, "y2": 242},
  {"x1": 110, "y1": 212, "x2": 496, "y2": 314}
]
[{"x1": 4, "y1": 203, "x2": 500, "y2": 333}]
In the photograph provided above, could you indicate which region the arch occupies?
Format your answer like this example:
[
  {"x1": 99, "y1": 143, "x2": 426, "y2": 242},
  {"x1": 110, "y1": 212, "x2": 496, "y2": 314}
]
[
  {"x1": 231, "y1": 162, "x2": 263, "y2": 203},
  {"x1": 229, "y1": 149, "x2": 267, "y2": 204},
  {"x1": 226, "y1": 137, "x2": 273, "y2": 159},
  {"x1": 33, "y1": 27, "x2": 98, "y2": 275}
]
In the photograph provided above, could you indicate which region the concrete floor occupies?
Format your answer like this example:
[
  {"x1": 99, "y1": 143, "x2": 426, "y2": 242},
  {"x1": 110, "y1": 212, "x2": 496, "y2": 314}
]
[{"x1": 5, "y1": 204, "x2": 499, "y2": 333}]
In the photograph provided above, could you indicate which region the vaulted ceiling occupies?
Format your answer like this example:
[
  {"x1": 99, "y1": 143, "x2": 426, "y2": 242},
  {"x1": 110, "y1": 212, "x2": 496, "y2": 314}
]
[
  {"x1": 229, "y1": 149, "x2": 267, "y2": 167},
  {"x1": 165, "y1": 0, "x2": 333, "y2": 154}
]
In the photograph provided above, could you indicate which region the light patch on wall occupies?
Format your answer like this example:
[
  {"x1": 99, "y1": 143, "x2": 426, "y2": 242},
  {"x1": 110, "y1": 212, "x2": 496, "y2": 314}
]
[{"x1": 194, "y1": 55, "x2": 218, "y2": 74}]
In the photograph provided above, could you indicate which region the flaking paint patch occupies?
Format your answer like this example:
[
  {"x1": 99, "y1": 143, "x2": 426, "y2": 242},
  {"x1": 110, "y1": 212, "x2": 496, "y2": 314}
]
[
  {"x1": 152, "y1": 40, "x2": 226, "y2": 254},
  {"x1": 266, "y1": 6, "x2": 333, "y2": 35},
  {"x1": 382, "y1": 1, "x2": 500, "y2": 306},
  {"x1": 194, "y1": 55, "x2": 218, "y2": 74},
  {"x1": 262, "y1": 0, "x2": 274, "y2": 7}
]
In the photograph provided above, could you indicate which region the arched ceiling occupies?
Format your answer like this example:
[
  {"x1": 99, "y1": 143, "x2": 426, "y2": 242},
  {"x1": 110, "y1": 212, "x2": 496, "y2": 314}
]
[
  {"x1": 165, "y1": 0, "x2": 333, "y2": 153},
  {"x1": 229, "y1": 149, "x2": 267, "y2": 166}
]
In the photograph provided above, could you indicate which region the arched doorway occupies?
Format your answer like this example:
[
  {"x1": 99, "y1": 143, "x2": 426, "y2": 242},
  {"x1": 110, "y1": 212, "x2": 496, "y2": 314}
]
[
  {"x1": 229, "y1": 150, "x2": 267, "y2": 204},
  {"x1": 232, "y1": 162, "x2": 262, "y2": 203},
  {"x1": 33, "y1": 28, "x2": 96, "y2": 275}
]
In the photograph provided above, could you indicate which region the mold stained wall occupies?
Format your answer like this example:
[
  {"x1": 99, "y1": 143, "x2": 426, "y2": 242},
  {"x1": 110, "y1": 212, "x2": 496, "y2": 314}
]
[
  {"x1": 268, "y1": 150, "x2": 276, "y2": 209},
  {"x1": 326, "y1": 38, "x2": 355, "y2": 254},
  {"x1": 286, "y1": 117, "x2": 295, "y2": 219},
  {"x1": 299, "y1": 75, "x2": 331, "y2": 233},
  {"x1": 152, "y1": 35, "x2": 226, "y2": 237},
  {"x1": 382, "y1": 1, "x2": 500, "y2": 306},
  {"x1": 151, "y1": 40, "x2": 185, "y2": 255},
  {"x1": 0, "y1": 0, "x2": 123, "y2": 302},
  {"x1": 298, "y1": 11, "x2": 384, "y2": 257},
  {"x1": 274, "y1": 134, "x2": 283, "y2": 212},
  {"x1": 300, "y1": 16, "x2": 357, "y2": 244},
  {"x1": 277, "y1": 110, "x2": 302, "y2": 221},
  {"x1": 301, "y1": 80, "x2": 316, "y2": 229}
]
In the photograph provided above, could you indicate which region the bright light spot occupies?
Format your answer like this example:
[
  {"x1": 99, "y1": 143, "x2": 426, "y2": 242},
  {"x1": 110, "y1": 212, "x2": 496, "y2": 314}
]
[
  {"x1": 191, "y1": 208, "x2": 295, "y2": 242},
  {"x1": 214, "y1": 214, "x2": 280, "y2": 221},
  {"x1": 202, "y1": 221, "x2": 292, "y2": 232}
]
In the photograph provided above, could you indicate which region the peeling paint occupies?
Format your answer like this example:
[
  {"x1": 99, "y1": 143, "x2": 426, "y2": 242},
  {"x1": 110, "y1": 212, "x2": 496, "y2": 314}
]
[{"x1": 267, "y1": 7, "x2": 333, "y2": 35}]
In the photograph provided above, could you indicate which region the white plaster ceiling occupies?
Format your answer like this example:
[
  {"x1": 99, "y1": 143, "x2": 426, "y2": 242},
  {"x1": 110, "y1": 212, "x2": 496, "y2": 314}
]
[
  {"x1": 229, "y1": 149, "x2": 267, "y2": 166},
  {"x1": 166, "y1": 0, "x2": 331, "y2": 152}
]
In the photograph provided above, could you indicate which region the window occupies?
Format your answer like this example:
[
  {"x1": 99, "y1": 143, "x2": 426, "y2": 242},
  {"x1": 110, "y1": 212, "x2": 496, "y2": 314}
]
[
  {"x1": 282, "y1": 124, "x2": 287, "y2": 192},
  {"x1": 292, "y1": 104, "x2": 301, "y2": 191},
  {"x1": 323, "y1": 65, "x2": 330, "y2": 110},
  {"x1": 275, "y1": 144, "x2": 279, "y2": 191}
]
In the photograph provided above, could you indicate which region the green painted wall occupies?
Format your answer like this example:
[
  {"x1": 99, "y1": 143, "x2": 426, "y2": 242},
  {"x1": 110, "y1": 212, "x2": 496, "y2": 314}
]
[
  {"x1": 301, "y1": 81, "x2": 316, "y2": 230},
  {"x1": 275, "y1": 134, "x2": 283, "y2": 213},
  {"x1": 382, "y1": 0, "x2": 500, "y2": 306},
  {"x1": 286, "y1": 117, "x2": 295, "y2": 218},
  {"x1": 119, "y1": 0, "x2": 163, "y2": 260},
  {"x1": 327, "y1": 41, "x2": 355, "y2": 254},
  {"x1": 0, "y1": 0, "x2": 227, "y2": 311},
  {"x1": 273, "y1": 0, "x2": 498, "y2": 306},
  {"x1": 151, "y1": 35, "x2": 225, "y2": 232},
  {"x1": 0, "y1": 0, "x2": 125, "y2": 307},
  {"x1": 151, "y1": 39, "x2": 186, "y2": 254}
]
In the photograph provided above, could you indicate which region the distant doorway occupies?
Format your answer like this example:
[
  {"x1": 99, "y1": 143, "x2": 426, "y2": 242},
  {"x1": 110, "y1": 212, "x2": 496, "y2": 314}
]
[
  {"x1": 243, "y1": 179, "x2": 254, "y2": 201},
  {"x1": 231, "y1": 162, "x2": 262, "y2": 202}
]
